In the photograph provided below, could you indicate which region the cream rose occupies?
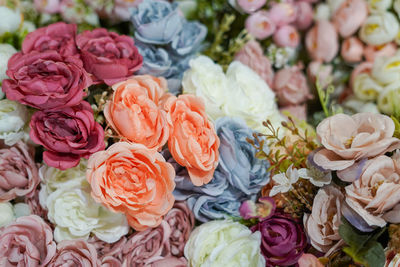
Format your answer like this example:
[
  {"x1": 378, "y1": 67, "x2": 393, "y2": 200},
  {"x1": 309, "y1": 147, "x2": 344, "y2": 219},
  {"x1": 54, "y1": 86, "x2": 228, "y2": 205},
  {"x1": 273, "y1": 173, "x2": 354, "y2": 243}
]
[
  {"x1": 378, "y1": 83, "x2": 400, "y2": 115},
  {"x1": 372, "y1": 52, "x2": 400, "y2": 85},
  {"x1": 0, "y1": 7, "x2": 21, "y2": 36},
  {"x1": 0, "y1": 99, "x2": 29, "y2": 146},
  {"x1": 353, "y1": 73, "x2": 383, "y2": 101},
  {"x1": 367, "y1": 0, "x2": 392, "y2": 13},
  {"x1": 359, "y1": 12, "x2": 399, "y2": 45},
  {"x1": 0, "y1": 44, "x2": 17, "y2": 82},
  {"x1": 0, "y1": 202, "x2": 15, "y2": 227},
  {"x1": 394, "y1": 0, "x2": 400, "y2": 18}
]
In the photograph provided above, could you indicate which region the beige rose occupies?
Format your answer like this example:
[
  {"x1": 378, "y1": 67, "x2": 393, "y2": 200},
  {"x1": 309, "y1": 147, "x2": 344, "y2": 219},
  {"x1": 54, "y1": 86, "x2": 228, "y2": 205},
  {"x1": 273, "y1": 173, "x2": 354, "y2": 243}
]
[
  {"x1": 304, "y1": 186, "x2": 344, "y2": 253},
  {"x1": 313, "y1": 113, "x2": 400, "y2": 182},
  {"x1": 345, "y1": 154, "x2": 400, "y2": 227}
]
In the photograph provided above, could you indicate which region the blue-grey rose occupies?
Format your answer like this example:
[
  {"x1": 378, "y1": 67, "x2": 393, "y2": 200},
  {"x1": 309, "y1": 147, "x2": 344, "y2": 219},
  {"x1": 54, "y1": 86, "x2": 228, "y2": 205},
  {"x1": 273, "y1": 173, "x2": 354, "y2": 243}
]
[
  {"x1": 170, "y1": 21, "x2": 207, "y2": 56},
  {"x1": 136, "y1": 42, "x2": 174, "y2": 77},
  {"x1": 131, "y1": 0, "x2": 183, "y2": 44}
]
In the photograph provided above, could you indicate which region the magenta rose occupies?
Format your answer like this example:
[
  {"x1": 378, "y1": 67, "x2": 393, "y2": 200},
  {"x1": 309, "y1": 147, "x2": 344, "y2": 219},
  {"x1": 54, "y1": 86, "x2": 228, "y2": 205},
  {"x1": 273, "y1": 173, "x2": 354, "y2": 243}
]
[
  {"x1": 29, "y1": 101, "x2": 105, "y2": 170},
  {"x1": 0, "y1": 142, "x2": 40, "y2": 202},
  {"x1": 22, "y1": 22, "x2": 79, "y2": 57},
  {"x1": 252, "y1": 213, "x2": 307, "y2": 266},
  {"x1": 0, "y1": 215, "x2": 56, "y2": 266},
  {"x1": 76, "y1": 28, "x2": 143, "y2": 85},
  {"x1": 3, "y1": 51, "x2": 92, "y2": 110},
  {"x1": 48, "y1": 239, "x2": 100, "y2": 267}
]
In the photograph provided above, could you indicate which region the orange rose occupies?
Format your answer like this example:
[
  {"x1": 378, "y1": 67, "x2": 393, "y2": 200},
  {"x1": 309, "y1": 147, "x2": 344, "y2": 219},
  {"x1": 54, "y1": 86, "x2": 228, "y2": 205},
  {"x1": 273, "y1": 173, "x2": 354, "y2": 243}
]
[
  {"x1": 104, "y1": 75, "x2": 169, "y2": 150},
  {"x1": 86, "y1": 141, "x2": 175, "y2": 231},
  {"x1": 166, "y1": 94, "x2": 220, "y2": 186}
]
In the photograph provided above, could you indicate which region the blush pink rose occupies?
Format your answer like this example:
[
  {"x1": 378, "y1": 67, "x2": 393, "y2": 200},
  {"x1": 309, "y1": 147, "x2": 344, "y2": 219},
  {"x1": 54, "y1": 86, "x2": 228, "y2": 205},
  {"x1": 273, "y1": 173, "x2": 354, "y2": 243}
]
[
  {"x1": 235, "y1": 40, "x2": 274, "y2": 87},
  {"x1": 273, "y1": 25, "x2": 300, "y2": 48},
  {"x1": 22, "y1": 22, "x2": 79, "y2": 57},
  {"x1": 267, "y1": 3, "x2": 296, "y2": 27},
  {"x1": 245, "y1": 11, "x2": 276, "y2": 40},
  {"x1": 298, "y1": 254, "x2": 324, "y2": 267},
  {"x1": 306, "y1": 20, "x2": 339, "y2": 63},
  {"x1": 88, "y1": 236, "x2": 127, "y2": 266},
  {"x1": 307, "y1": 61, "x2": 333, "y2": 89},
  {"x1": 280, "y1": 104, "x2": 307, "y2": 121},
  {"x1": 104, "y1": 75, "x2": 169, "y2": 150},
  {"x1": 76, "y1": 28, "x2": 143, "y2": 85},
  {"x1": 30, "y1": 101, "x2": 105, "y2": 170},
  {"x1": 34, "y1": 0, "x2": 61, "y2": 14},
  {"x1": 341, "y1": 37, "x2": 364, "y2": 63},
  {"x1": 332, "y1": 0, "x2": 368, "y2": 38},
  {"x1": 48, "y1": 239, "x2": 100, "y2": 267},
  {"x1": 294, "y1": 1, "x2": 313, "y2": 30},
  {"x1": 273, "y1": 66, "x2": 312, "y2": 106},
  {"x1": 0, "y1": 215, "x2": 56, "y2": 266},
  {"x1": 345, "y1": 154, "x2": 400, "y2": 227},
  {"x1": 364, "y1": 43, "x2": 397, "y2": 63},
  {"x1": 165, "y1": 94, "x2": 220, "y2": 186},
  {"x1": 237, "y1": 0, "x2": 266, "y2": 13},
  {"x1": 350, "y1": 62, "x2": 373, "y2": 88},
  {"x1": 151, "y1": 257, "x2": 187, "y2": 267},
  {"x1": 3, "y1": 51, "x2": 92, "y2": 110},
  {"x1": 0, "y1": 142, "x2": 40, "y2": 202},
  {"x1": 313, "y1": 113, "x2": 400, "y2": 182}
]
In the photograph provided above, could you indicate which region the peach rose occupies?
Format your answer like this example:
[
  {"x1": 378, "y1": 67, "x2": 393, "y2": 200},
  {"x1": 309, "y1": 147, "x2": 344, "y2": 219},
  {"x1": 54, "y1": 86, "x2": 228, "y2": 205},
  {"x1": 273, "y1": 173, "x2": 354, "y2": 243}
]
[
  {"x1": 345, "y1": 154, "x2": 400, "y2": 227},
  {"x1": 364, "y1": 43, "x2": 397, "y2": 63},
  {"x1": 341, "y1": 37, "x2": 364, "y2": 63},
  {"x1": 86, "y1": 142, "x2": 175, "y2": 231},
  {"x1": 306, "y1": 20, "x2": 339, "y2": 63},
  {"x1": 332, "y1": 0, "x2": 368, "y2": 38},
  {"x1": 165, "y1": 94, "x2": 220, "y2": 186},
  {"x1": 104, "y1": 75, "x2": 169, "y2": 150},
  {"x1": 298, "y1": 254, "x2": 324, "y2": 267},
  {"x1": 313, "y1": 113, "x2": 400, "y2": 182}
]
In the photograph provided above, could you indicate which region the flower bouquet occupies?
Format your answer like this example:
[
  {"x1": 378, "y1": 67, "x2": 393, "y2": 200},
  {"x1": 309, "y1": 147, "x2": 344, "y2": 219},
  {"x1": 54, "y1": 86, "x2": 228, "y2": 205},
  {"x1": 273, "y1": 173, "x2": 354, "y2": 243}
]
[{"x1": 1, "y1": 0, "x2": 400, "y2": 266}]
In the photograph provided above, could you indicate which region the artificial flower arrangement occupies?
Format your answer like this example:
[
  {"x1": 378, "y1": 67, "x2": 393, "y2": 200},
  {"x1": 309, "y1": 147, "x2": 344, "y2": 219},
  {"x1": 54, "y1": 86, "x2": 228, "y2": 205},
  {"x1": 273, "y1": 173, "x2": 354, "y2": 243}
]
[{"x1": 2, "y1": 0, "x2": 400, "y2": 266}]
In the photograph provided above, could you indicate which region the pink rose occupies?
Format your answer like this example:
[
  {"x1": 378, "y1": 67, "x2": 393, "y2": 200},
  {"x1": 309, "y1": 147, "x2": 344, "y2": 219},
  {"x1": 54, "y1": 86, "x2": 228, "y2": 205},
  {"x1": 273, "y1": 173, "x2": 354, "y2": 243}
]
[
  {"x1": 280, "y1": 104, "x2": 307, "y2": 121},
  {"x1": 3, "y1": 51, "x2": 92, "y2": 110},
  {"x1": 294, "y1": 1, "x2": 313, "y2": 30},
  {"x1": 313, "y1": 113, "x2": 400, "y2": 182},
  {"x1": 34, "y1": 0, "x2": 61, "y2": 14},
  {"x1": 341, "y1": 37, "x2": 364, "y2": 63},
  {"x1": 332, "y1": 0, "x2": 368, "y2": 38},
  {"x1": 76, "y1": 28, "x2": 143, "y2": 85},
  {"x1": 0, "y1": 215, "x2": 56, "y2": 266},
  {"x1": 245, "y1": 11, "x2": 276, "y2": 40},
  {"x1": 350, "y1": 62, "x2": 373, "y2": 88},
  {"x1": 0, "y1": 142, "x2": 40, "y2": 202},
  {"x1": 307, "y1": 61, "x2": 333, "y2": 89},
  {"x1": 48, "y1": 239, "x2": 100, "y2": 267},
  {"x1": 237, "y1": 0, "x2": 266, "y2": 13},
  {"x1": 364, "y1": 43, "x2": 397, "y2": 63},
  {"x1": 267, "y1": 3, "x2": 296, "y2": 27},
  {"x1": 235, "y1": 40, "x2": 274, "y2": 87},
  {"x1": 151, "y1": 257, "x2": 187, "y2": 267},
  {"x1": 25, "y1": 185, "x2": 48, "y2": 219},
  {"x1": 273, "y1": 66, "x2": 312, "y2": 106},
  {"x1": 89, "y1": 236, "x2": 127, "y2": 266},
  {"x1": 345, "y1": 154, "x2": 400, "y2": 227},
  {"x1": 298, "y1": 254, "x2": 324, "y2": 267},
  {"x1": 306, "y1": 20, "x2": 338, "y2": 63},
  {"x1": 273, "y1": 25, "x2": 300, "y2": 48},
  {"x1": 30, "y1": 101, "x2": 105, "y2": 170},
  {"x1": 22, "y1": 22, "x2": 79, "y2": 57}
]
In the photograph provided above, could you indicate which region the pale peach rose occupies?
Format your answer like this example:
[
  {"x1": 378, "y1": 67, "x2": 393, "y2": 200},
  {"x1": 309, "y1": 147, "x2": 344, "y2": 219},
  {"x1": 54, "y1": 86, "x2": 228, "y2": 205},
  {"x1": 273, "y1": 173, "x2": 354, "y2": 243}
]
[
  {"x1": 165, "y1": 94, "x2": 220, "y2": 186},
  {"x1": 306, "y1": 20, "x2": 339, "y2": 63},
  {"x1": 298, "y1": 253, "x2": 324, "y2": 267},
  {"x1": 304, "y1": 186, "x2": 344, "y2": 253},
  {"x1": 280, "y1": 104, "x2": 307, "y2": 121},
  {"x1": 235, "y1": 40, "x2": 274, "y2": 87},
  {"x1": 341, "y1": 37, "x2": 364, "y2": 63},
  {"x1": 350, "y1": 62, "x2": 373, "y2": 89},
  {"x1": 104, "y1": 75, "x2": 169, "y2": 150},
  {"x1": 313, "y1": 113, "x2": 400, "y2": 182},
  {"x1": 332, "y1": 0, "x2": 368, "y2": 38},
  {"x1": 345, "y1": 154, "x2": 400, "y2": 227},
  {"x1": 307, "y1": 61, "x2": 333, "y2": 89},
  {"x1": 364, "y1": 43, "x2": 397, "y2": 63},
  {"x1": 87, "y1": 142, "x2": 175, "y2": 231}
]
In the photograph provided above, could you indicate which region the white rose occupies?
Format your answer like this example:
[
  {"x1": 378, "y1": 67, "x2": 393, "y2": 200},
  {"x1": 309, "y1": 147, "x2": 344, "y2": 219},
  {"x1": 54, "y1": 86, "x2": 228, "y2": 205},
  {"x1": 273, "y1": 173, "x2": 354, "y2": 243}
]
[
  {"x1": 13, "y1": 203, "x2": 31, "y2": 218},
  {"x1": 367, "y1": 0, "x2": 392, "y2": 13},
  {"x1": 0, "y1": 7, "x2": 21, "y2": 36},
  {"x1": 372, "y1": 52, "x2": 400, "y2": 85},
  {"x1": 378, "y1": 83, "x2": 400, "y2": 114},
  {"x1": 224, "y1": 61, "x2": 282, "y2": 133},
  {"x1": 353, "y1": 73, "x2": 383, "y2": 101},
  {"x1": 0, "y1": 44, "x2": 17, "y2": 82},
  {"x1": 359, "y1": 12, "x2": 399, "y2": 45},
  {"x1": 184, "y1": 220, "x2": 265, "y2": 267},
  {"x1": 0, "y1": 99, "x2": 29, "y2": 146},
  {"x1": 21, "y1": 21, "x2": 36, "y2": 33},
  {"x1": 182, "y1": 56, "x2": 228, "y2": 120},
  {"x1": 327, "y1": 0, "x2": 345, "y2": 13},
  {"x1": 0, "y1": 202, "x2": 15, "y2": 227},
  {"x1": 394, "y1": 0, "x2": 400, "y2": 18},
  {"x1": 314, "y1": 4, "x2": 332, "y2": 21},
  {"x1": 343, "y1": 97, "x2": 380, "y2": 114}
]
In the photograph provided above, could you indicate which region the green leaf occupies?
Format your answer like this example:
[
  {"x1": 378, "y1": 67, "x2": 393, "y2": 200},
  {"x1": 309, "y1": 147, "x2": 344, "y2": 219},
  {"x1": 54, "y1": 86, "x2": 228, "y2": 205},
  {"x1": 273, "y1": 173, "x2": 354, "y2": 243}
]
[{"x1": 392, "y1": 116, "x2": 400, "y2": 139}]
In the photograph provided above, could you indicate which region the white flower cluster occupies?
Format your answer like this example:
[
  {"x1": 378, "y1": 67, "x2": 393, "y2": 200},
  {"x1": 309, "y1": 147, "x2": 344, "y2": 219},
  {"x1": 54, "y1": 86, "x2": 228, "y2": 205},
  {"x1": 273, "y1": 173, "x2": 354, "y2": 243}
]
[
  {"x1": 39, "y1": 160, "x2": 129, "y2": 243},
  {"x1": 0, "y1": 99, "x2": 29, "y2": 145},
  {"x1": 0, "y1": 202, "x2": 31, "y2": 227}
]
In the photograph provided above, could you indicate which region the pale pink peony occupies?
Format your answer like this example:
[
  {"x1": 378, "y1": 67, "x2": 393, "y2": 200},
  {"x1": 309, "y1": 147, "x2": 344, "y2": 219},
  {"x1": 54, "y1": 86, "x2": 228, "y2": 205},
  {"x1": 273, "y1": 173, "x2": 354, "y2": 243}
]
[
  {"x1": 267, "y1": 2, "x2": 296, "y2": 27},
  {"x1": 306, "y1": 20, "x2": 339, "y2": 63},
  {"x1": 332, "y1": 0, "x2": 368, "y2": 38},
  {"x1": 294, "y1": 1, "x2": 313, "y2": 30},
  {"x1": 341, "y1": 37, "x2": 364, "y2": 63},
  {"x1": 245, "y1": 11, "x2": 276, "y2": 40},
  {"x1": 273, "y1": 25, "x2": 300, "y2": 48},
  {"x1": 48, "y1": 239, "x2": 100, "y2": 267}
]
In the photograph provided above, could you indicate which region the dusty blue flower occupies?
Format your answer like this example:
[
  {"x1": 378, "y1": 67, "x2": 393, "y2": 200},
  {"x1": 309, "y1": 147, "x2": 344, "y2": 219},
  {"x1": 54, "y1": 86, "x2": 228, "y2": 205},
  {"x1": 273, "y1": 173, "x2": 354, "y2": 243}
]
[
  {"x1": 131, "y1": 0, "x2": 183, "y2": 44},
  {"x1": 171, "y1": 21, "x2": 207, "y2": 56}
]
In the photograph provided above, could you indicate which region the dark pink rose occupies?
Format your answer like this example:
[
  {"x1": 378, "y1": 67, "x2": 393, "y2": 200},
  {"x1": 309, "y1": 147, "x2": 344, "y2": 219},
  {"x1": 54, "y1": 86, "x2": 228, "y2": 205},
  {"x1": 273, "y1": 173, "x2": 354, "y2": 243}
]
[
  {"x1": 3, "y1": 51, "x2": 92, "y2": 110},
  {"x1": 48, "y1": 239, "x2": 100, "y2": 267},
  {"x1": 29, "y1": 101, "x2": 105, "y2": 170},
  {"x1": 0, "y1": 215, "x2": 56, "y2": 266},
  {"x1": 22, "y1": 22, "x2": 79, "y2": 57},
  {"x1": 25, "y1": 184, "x2": 48, "y2": 219},
  {"x1": 76, "y1": 28, "x2": 143, "y2": 85},
  {"x1": 0, "y1": 142, "x2": 40, "y2": 201}
]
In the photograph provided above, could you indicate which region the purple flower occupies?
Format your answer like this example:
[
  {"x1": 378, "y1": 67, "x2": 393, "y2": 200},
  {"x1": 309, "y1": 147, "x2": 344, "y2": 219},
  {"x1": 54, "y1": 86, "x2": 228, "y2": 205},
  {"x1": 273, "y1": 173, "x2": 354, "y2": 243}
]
[
  {"x1": 252, "y1": 213, "x2": 307, "y2": 266},
  {"x1": 239, "y1": 197, "x2": 275, "y2": 220}
]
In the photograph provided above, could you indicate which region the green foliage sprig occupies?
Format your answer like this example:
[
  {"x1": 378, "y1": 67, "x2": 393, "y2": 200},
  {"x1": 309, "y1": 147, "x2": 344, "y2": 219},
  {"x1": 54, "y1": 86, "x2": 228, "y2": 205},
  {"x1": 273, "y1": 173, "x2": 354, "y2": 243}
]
[{"x1": 316, "y1": 80, "x2": 342, "y2": 118}]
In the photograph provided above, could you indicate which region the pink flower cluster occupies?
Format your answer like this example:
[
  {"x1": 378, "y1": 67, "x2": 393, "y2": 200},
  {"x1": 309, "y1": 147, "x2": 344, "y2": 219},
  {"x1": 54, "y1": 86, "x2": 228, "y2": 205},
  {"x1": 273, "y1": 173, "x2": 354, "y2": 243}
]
[{"x1": 2, "y1": 22, "x2": 143, "y2": 170}]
